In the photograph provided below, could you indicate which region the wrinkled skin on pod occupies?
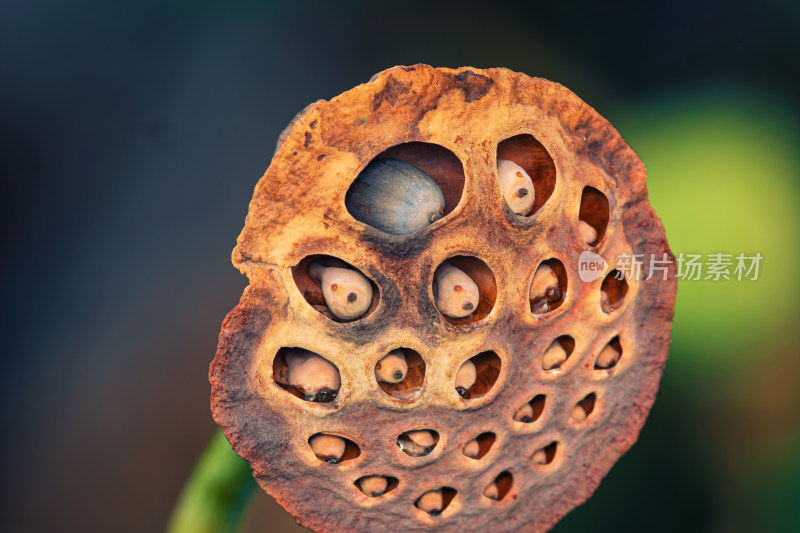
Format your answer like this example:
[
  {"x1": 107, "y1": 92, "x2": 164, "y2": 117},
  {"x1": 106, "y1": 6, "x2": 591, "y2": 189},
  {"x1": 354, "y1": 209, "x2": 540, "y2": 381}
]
[
  {"x1": 309, "y1": 434, "x2": 346, "y2": 463},
  {"x1": 497, "y1": 159, "x2": 535, "y2": 215},
  {"x1": 284, "y1": 348, "x2": 340, "y2": 402},
  {"x1": 455, "y1": 359, "x2": 477, "y2": 398},
  {"x1": 308, "y1": 261, "x2": 373, "y2": 320},
  {"x1": 374, "y1": 349, "x2": 408, "y2": 383},
  {"x1": 345, "y1": 159, "x2": 446, "y2": 235},
  {"x1": 433, "y1": 262, "x2": 480, "y2": 318}
]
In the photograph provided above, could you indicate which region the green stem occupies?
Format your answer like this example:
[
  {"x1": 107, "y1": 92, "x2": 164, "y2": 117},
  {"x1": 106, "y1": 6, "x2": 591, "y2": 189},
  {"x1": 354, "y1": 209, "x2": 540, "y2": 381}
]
[{"x1": 166, "y1": 428, "x2": 257, "y2": 533}]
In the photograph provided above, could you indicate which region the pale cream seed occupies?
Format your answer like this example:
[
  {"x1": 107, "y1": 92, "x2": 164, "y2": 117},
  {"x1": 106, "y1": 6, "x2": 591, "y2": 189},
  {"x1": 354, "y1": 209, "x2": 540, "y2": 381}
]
[
  {"x1": 434, "y1": 262, "x2": 480, "y2": 318},
  {"x1": 455, "y1": 359, "x2": 477, "y2": 396},
  {"x1": 529, "y1": 263, "x2": 559, "y2": 301},
  {"x1": 579, "y1": 219, "x2": 598, "y2": 245},
  {"x1": 309, "y1": 434, "x2": 346, "y2": 463},
  {"x1": 374, "y1": 349, "x2": 408, "y2": 383},
  {"x1": 497, "y1": 159, "x2": 535, "y2": 215},
  {"x1": 463, "y1": 439, "x2": 481, "y2": 459},
  {"x1": 358, "y1": 476, "x2": 388, "y2": 497},
  {"x1": 308, "y1": 261, "x2": 373, "y2": 320},
  {"x1": 571, "y1": 404, "x2": 588, "y2": 421},
  {"x1": 415, "y1": 489, "x2": 444, "y2": 515},
  {"x1": 513, "y1": 402, "x2": 535, "y2": 422},
  {"x1": 542, "y1": 342, "x2": 568, "y2": 370},
  {"x1": 284, "y1": 348, "x2": 340, "y2": 402},
  {"x1": 483, "y1": 481, "x2": 500, "y2": 500},
  {"x1": 532, "y1": 449, "x2": 548, "y2": 464},
  {"x1": 406, "y1": 429, "x2": 436, "y2": 448},
  {"x1": 596, "y1": 343, "x2": 621, "y2": 369}
]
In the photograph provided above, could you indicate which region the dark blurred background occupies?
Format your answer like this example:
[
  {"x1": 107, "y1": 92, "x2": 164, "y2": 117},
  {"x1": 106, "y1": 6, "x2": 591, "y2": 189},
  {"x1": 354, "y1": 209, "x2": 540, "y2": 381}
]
[{"x1": 2, "y1": 1, "x2": 799, "y2": 532}]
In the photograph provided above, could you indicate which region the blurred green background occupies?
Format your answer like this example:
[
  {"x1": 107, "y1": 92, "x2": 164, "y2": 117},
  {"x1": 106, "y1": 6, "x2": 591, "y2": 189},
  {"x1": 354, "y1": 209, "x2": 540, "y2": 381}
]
[{"x1": 2, "y1": 1, "x2": 798, "y2": 532}]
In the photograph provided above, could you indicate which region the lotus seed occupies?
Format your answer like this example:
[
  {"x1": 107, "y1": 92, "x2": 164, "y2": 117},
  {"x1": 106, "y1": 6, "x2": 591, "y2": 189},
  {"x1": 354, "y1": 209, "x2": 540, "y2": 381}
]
[
  {"x1": 542, "y1": 342, "x2": 568, "y2": 370},
  {"x1": 284, "y1": 348, "x2": 340, "y2": 402},
  {"x1": 374, "y1": 349, "x2": 408, "y2": 384},
  {"x1": 358, "y1": 476, "x2": 388, "y2": 497},
  {"x1": 309, "y1": 434, "x2": 346, "y2": 463},
  {"x1": 434, "y1": 262, "x2": 480, "y2": 318},
  {"x1": 497, "y1": 159, "x2": 535, "y2": 215},
  {"x1": 579, "y1": 219, "x2": 598, "y2": 245},
  {"x1": 463, "y1": 438, "x2": 481, "y2": 459},
  {"x1": 455, "y1": 359, "x2": 477, "y2": 397},
  {"x1": 513, "y1": 402, "x2": 535, "y2": 423},
  {"x1": 596, "y1": 343, "x2": 621, "y2": 369},
  {"x1": 308, "y1": 260, "x2": 372, "y2": 320},
  {"x1": 415, "y1": 489, "x2": 444, "y2": 515}
]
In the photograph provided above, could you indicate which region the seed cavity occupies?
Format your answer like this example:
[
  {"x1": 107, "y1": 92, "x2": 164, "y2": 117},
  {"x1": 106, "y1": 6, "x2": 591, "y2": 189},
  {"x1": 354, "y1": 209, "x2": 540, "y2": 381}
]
[
  {"x1": 531, "y1": 441, "x2": 558, "y2": 466},
  {"x1": 513, "y1": 394, "x2": 546, "y2": 423},
  {"x1": 397, "y1": 429, "x2": 439, "y2": 457},
  {"x1": 308, "y1": 433, "x2": 360, "y2": 464},
  {"x1": 462, "y1": 432, "x2": 496, "y2": 460},
  {"x1": 273, "y1": 348, "x2": 341, "y2": 404}
]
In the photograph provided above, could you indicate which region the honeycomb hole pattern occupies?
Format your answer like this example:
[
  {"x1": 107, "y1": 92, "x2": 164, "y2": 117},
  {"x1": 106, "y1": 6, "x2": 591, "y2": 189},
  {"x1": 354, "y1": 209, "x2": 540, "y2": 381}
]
[
  {"x1": 484, "y1": 471, "x2": 514, "y2": 502},
  {"x1": 600, "y1": 270, "x2": 629, "y2": 313},
  {"x1": 496, "y1": 134, "x2": 557, "y2": 217},
  {"x1": 513, "y1": 394, "x2": 546, "y2": 424},
  {"x1": 308, "y1": 433, "x2": 361, "y2": 464},
  {"x1": 291, "y1": 255, "x2": 380, "y2": 322},
  {"x1": 456, "y1": 351, "x2": 502, "y2": 401},
  {"x1": 529, "y1": 258, "x2": 568, "y2": 315},
  {"x1": 578, "y1": 186, "x2": 610, "y2": 246},
  {"x1": 272, "y1": 347, "x2": 341, "y2": 405},
  {"x1": 462, "y1": 432, "x2": 497, "y2": 460},
  {"x1": 355, "y1": 475, "x2": 399, "y2": 498},
  {"x1": 344, "y1": 142, "x2": 466, "y2": 235},
  {"x1": 414, "y1": 487, "x2": 458, "y2": 518},
  {"x1": 434, "y1": 256, "x2": 497, "y2": 326},
  {"x1": 375, "y1": 348, "x2": 426, "y2": 401}
]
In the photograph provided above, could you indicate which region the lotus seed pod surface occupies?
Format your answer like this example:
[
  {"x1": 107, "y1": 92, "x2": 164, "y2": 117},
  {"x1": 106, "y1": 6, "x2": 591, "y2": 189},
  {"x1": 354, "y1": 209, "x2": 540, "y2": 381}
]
[
  {"x1": 529, "y1": 263, "x2": 558, "y2": 301},
  {"x1": 309, "y1": 434, "x2": 346, "y2": 463},
  {"x1": 374, "y1": 350, "x2": 408, "y2": 383},
  {"x1": 497, "y1": 159, "x2": 535, "y2": 214},
  {"x1": 285, "y1": 348, "x2": 340, "y2": 400},
  {"x1": 317, "y1": 266, "x2": 372, "y2": 320},
  {"x1": 434, "y1": 262, "x2": 480, "y2": 318},
  {"x1": 345, "y1": 159, "x2": 445, "y2": 235}
]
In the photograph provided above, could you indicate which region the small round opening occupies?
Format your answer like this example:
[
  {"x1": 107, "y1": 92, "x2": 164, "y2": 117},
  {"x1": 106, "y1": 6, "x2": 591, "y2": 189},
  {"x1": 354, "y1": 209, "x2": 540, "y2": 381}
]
[
  {"x1": 595, "y1": 336, "x2": 623, "y2": 370},
  {"x1": 571, "y1": 393, "x2": 597, "y2": 422},
  {"x1": 531, "y1": 441, "x2": 558, "y2": 466},
  {"x1": 541, "y1": 336, "x2": 575, "y2": 372},
  {"x1": 513, "y1": 394, "x2": 546, "y2": 423},
  {"x1": 529, "y1": 259, "x2": 567, "y2": 315},
  {"x1": 307, "y1": 433, "x2": 360, "y2": 464},
  {"x1": 484, "y1": 471, "x2": 513, "y2": 502},
  {"x1": 414, "y1": 487, "x2": 457, "y2": 517},
  {"x1": 345, "y1": 142, "x2": 465, "y2": 235},
  {"x1": 355, "y1": 475, "x2": 399, "y2": 498},
  {"x1": 397, "y1": 429, "x2": 440, "y2": 457},
  {"x1": 455, "y1": 351, "x2": 501, "y2": 401},
  {"x1": 375, "y1": 348, "x2": 426, "y2": 400},
  {"x1": 462, "y1": 432, "x2": 496, "y2": 460},
  {"x1": 272, "y1": 348, "x2": 341, "y2": 404},
  {"x1": 578, "y1": 186, "x2": 610, "y2": 246},
  {"x1": 292, "y1": 255, "x2": 379, "y2": 322},
  {"x1": 600, "y1": 269, "x2": 628, "y2": 313},
  {"x1": 496, "y1": 134, "x2": 557, "y2": 217},
  {"x1": 433, "y1": 256, "x2": 497, "y2": 326}
]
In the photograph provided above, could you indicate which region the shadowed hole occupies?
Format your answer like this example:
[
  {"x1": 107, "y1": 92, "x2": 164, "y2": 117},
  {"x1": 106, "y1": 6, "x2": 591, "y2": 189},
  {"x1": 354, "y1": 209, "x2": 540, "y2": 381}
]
[
  {"x1": 273, "y1": 347, "x2": 340, "y2": 404},
  {"x1": 496, "y1": 134, "x2": 556, "y2": 217},
  {"x1": 578, "y1": 186, "x2": 610, "y2": 246},
  {"x1": 414, "y1": 487, "x2": 457, "y2": 517},
  {"x1": 529, "y1": 258, "x2": 567, "y2": 315},
  {"x1": 375, "y1": 348, "x2": 426, "y2": 400},
  {"x1": 355, "y1": 475, "x2": 399, "y2": 498},
  {"x1": 600, "y1": 269, "x2": 628, "y2": 313},
  {"x1": 541, "y1": 336, "x2": 575, "y2": 371},
  {"x1": 462, "y1": 432, "x2": 496, "y2": 460},
  {"x1": 455, "y1": 351, "x2": 501, "y2": 400},
  {"x1": 513, "y1": 394, "x2": 546, "y2": 423},
  {"x1": 484, "y1": 471, "x2": 513, "y2": 501},
  {"x1": 531, "y1": 442, "x2": 558, "y2": 466},
  {"x1": 397, "y1": 429, "x2": 440, "y2": 457},
  {"x1": 345, "y1": 143, "x2": 465, "y2": 235},
  {"x1": 308, "y1": 433, "x2": 360, "y2": 464},
  {"x1": 433, "y1": 256, "x2": 497, "y2": 326},
  {"x1": 292, "y1": 255, "x2": 379, "y2": 322},
  {"x1": 595, "y1": 336, "x2": 623, "y2": 370},
  {"x1": 571, "y1": 393, "x2": 597, "y2": 421}
]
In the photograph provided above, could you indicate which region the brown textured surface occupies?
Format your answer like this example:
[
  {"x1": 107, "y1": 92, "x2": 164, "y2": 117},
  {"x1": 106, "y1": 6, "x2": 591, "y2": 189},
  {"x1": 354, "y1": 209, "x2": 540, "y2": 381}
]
[{"x1": 210, "y1": 65, "x2": 677, "y2": 533}]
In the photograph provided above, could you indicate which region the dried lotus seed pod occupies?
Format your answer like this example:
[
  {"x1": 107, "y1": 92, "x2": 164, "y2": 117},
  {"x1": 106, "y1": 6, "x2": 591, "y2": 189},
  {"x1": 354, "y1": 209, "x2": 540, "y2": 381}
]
[
  {"x1": 463, "y1": 438, "x2": 481, "y2": 459},
  {"x1": 284, "y1": 348, "x2": 340, "y2": 402},
  {"x1": 529, "y1": 263, "x2": 559, "y2": 301},
  {"x1": 497, "y1": 159, "x2": 535, "y2": 214},
  {"x1": 358, "y1": 476, "x2": 389, "y2": 497},
  {"x1": 345, "y1": 159, "x2": 445, "y2": 235},
  {"x1": 513, "y1": 402, "x2": 535, "y2": 423},
  {"x1": 542, "y1": 342, "x2": 568, "y2": 370},
  {"x1": 433, "y1": 262, "x2": 480, "y2": 318},
  {"x1": 374, "y1": 349, "x2": 408, "y2": 383},
  {"x1": 309, "y1": 434, "x2": 346, "y2": 463},
  {"x1": 308, "y1": 262, "x2": 373, "y2": 320},
  {"x1": 454, "y1": 359, "x2": 477, "y2": 397},
  {"x1": 596, "y1": 343, "x2": 621, "y2": 369},
  {"x1": 579, "y1": 219, "x2": 598, "y2": 245},
  {"x1": 210, "y1": 65, "x2": 677, "y2": 533},
  {"x1": 415, "y1": 489, "x2": 444, "y2": 515}
]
